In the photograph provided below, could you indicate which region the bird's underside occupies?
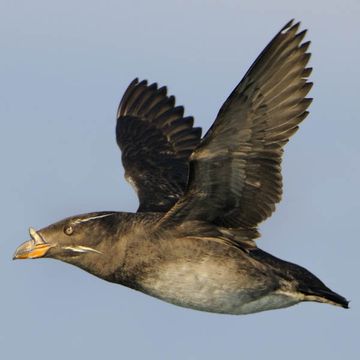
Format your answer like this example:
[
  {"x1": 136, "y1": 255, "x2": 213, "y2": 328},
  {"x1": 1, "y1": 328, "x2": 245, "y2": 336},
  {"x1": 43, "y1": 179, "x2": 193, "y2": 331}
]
[{"x1": 13, "y1": 20, "x2": 349, "y2": 314}]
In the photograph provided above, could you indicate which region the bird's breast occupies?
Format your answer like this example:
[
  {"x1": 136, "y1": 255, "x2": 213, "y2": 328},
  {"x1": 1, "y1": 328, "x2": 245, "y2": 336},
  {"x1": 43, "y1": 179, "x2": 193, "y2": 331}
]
[{"x1": 137, "y1": 259, "x2": 299, "y2": 314}]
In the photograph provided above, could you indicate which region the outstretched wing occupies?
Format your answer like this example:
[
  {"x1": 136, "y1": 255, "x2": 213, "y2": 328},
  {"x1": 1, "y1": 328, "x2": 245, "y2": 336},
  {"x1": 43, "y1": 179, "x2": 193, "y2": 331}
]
[
  {"x1": 162, "y1": 20, "x2": 312, "y2": 228},
  {"x1": 116, "y1": 79, "x2": 202, "y2": 212}
]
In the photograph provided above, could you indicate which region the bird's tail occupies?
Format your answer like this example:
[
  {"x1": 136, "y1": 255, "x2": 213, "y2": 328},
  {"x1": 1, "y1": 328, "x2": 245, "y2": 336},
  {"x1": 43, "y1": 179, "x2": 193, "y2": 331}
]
[
  {"x1": 298, "y1": 285, "x2": 349, "y2": 308},
  {"x1": 249, "y1": 249, "x2": 349, "y2": 309}
]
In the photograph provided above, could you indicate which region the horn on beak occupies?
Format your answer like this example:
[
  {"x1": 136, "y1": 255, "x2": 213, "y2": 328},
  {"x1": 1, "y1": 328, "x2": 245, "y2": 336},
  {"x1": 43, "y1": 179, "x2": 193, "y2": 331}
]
[
  {"x1": 29, "y1": 227, "x2": 46, "y2": 244},
  {"x1": 13, "y1": 227, "x2": 53, "y2": 260}
]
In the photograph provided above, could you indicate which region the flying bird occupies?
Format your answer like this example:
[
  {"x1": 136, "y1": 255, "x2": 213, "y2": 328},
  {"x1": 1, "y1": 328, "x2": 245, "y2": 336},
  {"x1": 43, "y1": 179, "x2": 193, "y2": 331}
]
[{"x1": 14, "y1": 20, "x2": 348, "y2": 314}]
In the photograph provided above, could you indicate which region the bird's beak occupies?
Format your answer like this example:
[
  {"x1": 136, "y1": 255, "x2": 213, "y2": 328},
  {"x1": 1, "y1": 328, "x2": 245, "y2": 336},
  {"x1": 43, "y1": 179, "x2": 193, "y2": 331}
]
[{"x1": 13, "y1": 227, "x2": 53, "y2": 260}]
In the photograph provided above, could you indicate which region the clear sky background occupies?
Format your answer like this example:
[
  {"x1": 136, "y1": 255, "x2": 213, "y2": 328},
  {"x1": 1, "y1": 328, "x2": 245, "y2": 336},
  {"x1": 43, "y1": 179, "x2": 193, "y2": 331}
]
[{"x1": 1, "y1": 0, "x2": 359, "y2": 359}]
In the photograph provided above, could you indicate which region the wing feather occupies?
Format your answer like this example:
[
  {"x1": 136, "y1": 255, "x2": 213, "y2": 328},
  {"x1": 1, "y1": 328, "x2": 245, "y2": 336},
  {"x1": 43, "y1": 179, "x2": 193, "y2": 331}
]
[
  {"x1": 161, "y1": 20, "x2": 312, "y2": 229},
  {"x1": 116, "y1": 79, "x2": 202, "y2": 212}
]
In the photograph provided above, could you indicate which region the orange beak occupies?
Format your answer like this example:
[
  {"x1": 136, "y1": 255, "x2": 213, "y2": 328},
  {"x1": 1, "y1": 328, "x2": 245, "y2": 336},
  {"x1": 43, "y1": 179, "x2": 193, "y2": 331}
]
[
  {"x1": 13, "y1": 228, "x2": 53, "y2": 260},
  {"x1": 13, "y1": 241, "x2": 52, "y2": 259}
]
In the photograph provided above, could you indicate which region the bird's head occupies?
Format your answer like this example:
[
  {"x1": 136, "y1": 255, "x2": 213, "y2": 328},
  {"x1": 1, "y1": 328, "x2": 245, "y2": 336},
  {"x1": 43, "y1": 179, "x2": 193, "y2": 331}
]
[{"x1": 13, "y1": 212, "x2": 118, "y2": 276}]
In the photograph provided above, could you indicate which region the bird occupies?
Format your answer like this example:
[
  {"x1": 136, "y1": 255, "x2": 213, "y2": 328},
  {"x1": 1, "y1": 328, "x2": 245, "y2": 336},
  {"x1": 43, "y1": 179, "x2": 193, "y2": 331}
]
[{"x1": 13, "y1": 20, "x2": 348, "y2": 315}]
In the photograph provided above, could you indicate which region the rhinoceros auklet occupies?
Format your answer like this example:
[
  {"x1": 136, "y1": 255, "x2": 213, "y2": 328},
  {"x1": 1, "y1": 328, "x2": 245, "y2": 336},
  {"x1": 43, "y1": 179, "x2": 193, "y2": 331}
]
[{"x1": 13, "y1": 20, "x2": 348, "y2": 314}]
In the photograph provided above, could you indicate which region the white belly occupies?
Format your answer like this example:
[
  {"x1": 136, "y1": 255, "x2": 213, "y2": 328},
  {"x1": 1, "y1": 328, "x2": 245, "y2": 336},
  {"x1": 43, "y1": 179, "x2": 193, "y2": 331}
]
[{"x1": 139, "y1": 262, "x2": 299, "y2": 314}]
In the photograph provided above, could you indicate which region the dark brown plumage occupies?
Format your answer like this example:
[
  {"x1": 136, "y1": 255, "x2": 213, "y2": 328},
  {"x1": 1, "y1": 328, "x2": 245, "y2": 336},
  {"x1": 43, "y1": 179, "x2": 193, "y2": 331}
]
[
  {"x1": 162, "y1": 21, "x2": 312, "y2": 229},
  {"x1": 116, "y1": 79, "x2": 201, "y2": 212},
  {"x1": 13, "y1": 20, "x2": 348, "y2": 314}
]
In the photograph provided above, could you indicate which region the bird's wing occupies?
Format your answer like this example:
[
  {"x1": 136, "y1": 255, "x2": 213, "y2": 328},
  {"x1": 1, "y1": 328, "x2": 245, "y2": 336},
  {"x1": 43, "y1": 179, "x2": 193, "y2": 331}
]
[
  {"x1": 116, "y1": 79, "x2": 202, "y2": 212},
  {"x1": 161, "y1": 20, "x2": 312, "y2": 228}
]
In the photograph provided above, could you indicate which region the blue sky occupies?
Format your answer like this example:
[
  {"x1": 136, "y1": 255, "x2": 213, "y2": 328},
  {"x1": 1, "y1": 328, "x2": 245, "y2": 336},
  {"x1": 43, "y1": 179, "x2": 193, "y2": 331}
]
[{"x1": 1, "y1": 1, "x2": 359, "y2": 359}]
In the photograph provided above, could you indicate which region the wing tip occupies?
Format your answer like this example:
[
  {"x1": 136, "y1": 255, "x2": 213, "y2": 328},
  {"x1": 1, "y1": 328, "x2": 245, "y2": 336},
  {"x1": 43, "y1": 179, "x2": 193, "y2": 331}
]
[
  {"x1": 281, "y1": 19, "x2": 295, "y2": 32},
  {"x1": 280, "y1": 19, "x2": 301, "y2": 34},
  {"x1": 131, "y1": 77, "x2": 139, "y2": 85},
  {"x1": 117, "y1": 77, "x2": 145, "y2": 118},
  {"x1": 281, "y1": 19, "x2": 309, "y2": 40}
]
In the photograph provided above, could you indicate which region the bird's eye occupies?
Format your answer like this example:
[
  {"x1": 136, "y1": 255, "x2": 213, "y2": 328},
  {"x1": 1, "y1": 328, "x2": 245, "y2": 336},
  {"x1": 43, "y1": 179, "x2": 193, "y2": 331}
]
[{"x1": 64, "y1": 225, "x2": 74, "y2": 236}]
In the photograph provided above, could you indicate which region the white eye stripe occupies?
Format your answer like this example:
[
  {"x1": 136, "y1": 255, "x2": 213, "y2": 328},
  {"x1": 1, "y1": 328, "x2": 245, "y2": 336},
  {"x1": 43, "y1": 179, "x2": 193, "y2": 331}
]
[{"x1": 72, "y1": 213, "x2": 115, "y2": 225}]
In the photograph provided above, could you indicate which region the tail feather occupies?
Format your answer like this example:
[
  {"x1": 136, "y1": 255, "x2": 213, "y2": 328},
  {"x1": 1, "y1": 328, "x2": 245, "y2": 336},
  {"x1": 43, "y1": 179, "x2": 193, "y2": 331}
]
[
  {"x1": 249, "y1": 249, "x2": 349, "y2": 309},
  {"x1": 299, "y1": 286, "x2": 349, "y2": 308}
]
